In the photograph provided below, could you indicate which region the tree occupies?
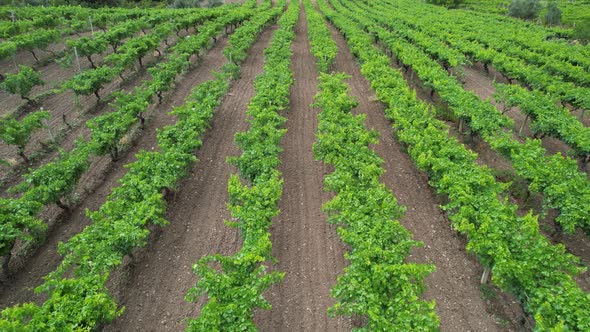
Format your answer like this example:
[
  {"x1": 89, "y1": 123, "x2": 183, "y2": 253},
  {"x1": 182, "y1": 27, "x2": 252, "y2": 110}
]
[
  {"x1": 169, "y1": 0, "x2": 201, "y2": 8},
  {"x1": 425, "y1": 0, "x2": 463, "y2": 8},
  {"x1": 508, "y1": 0, "x2": 541, "y2": 20},
  {"x1": 545, "y1": 1, "x2": 561, "y2": 26},
  {"x1": 0, "y1": 65, "x2": 44, "y2": 104},
  {"x1": 208, "y1": 0, "x2": 223, "y2": 7},
  {"x1": 0, "y1": 111, "x2": 50, "y2": 163},
  {"x1": 574, "y1": 17, "x2": 590, "y2": 43}
]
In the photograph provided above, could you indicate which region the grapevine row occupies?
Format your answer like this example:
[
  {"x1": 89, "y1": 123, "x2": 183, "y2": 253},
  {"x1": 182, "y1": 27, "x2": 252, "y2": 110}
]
[
  {"x1": 303, "y1": 0, "x2": 337, "y2": 72},
  {"x1": 61, "y1": 7, "x2": 223, "y2": 70},
  {"x1": 320, "y1": 0, "x2": 590, "y2": 330},
  {"x1": 0, "y1": 9, "x2": 221, "y2": 120},
  {"x1": 0, "y1": 1, "x2": 274, "y2": 329},
  {"x1": 336, "y1": 0, "x2": 590, "y2": 236},
  {"x1": 381, "y1": 0, "x2": 590, "y2": 70},
  {"x1": 185, "y1": 1, "x2": 297, "y2": 330},
  {"x1": 0, "y1": 12, "x2": 214, "y2": 182},
  {"x1": 305, "y1": 2, "x2": 440, "y2": 328},
  {"x1": 0, "y1": 7, "x2": 201, "y2": 61},
  {"x1": 374, "y1": 0, "x2": 590, "y2": 111},
  {"x1": 494, "y1": 83, "x2": 590, "y2": 160},
  {"x1": 0, "y1": 4, "x2": 254, "y2": 279},
  {"x1": 349, "y1": 0, "x2": 590, "y2": 160},
  {"x1": 355, "y1": 0, "x2": 590, "y2": 161},
  {"x1": 314, "y1": 71, "x2": 440, "y2": 329}
]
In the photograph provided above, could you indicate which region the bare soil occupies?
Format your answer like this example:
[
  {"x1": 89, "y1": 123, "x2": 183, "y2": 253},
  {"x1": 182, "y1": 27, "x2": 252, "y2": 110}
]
[
  {"x1": 102, "y1": 25, "x2": 277, "y2": 332},
  {"x1": 253, "y1": 9, "x2": 351, "y2": 331}
]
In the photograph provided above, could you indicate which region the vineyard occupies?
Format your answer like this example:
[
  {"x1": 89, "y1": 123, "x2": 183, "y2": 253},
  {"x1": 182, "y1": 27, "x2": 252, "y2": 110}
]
[
  {"x1": 0, "y1": 0, "x2": 589, "y2": 331},
  {"x1": 462, "y1": 0, "x2": 590, "y2": 27}
]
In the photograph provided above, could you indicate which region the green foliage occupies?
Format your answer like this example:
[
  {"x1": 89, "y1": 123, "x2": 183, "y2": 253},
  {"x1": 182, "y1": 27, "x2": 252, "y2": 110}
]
[
  {"x1": 365, "y1": 0, "x2": 590, "y2": 110},
  {"x1": 0, "y1": 5, "x2": 247, "y2": 272},
  {"x1": 574, "y1": 17, "x2": 590, "y2": 42},
  {"x1": 313, "y1": 72, "x2": 440, "y2": 329},
  {"x1": 495, "y1": 83, "x2": 590, "y2": 158},
  {"x1": 508, "y1": 0, "x2": 541, "y2": 20},
  {"x1": 303, "y1": 0, "x2": 337, "y2": 72},
  {"x1": 319, "y1": 0, "x2": 590, "y2": 329},
  {"x1": 186, "y1": 175, "x2": 284, "y2": 331},
  {"x1": 108, "y1": 32, "x2": 159, "y2": 68},
  {"x1": 87, "y1": 111, "x2": 135, "y2": 160},
  {"x1": 102, "y1": 19, "x2": 147, "y2": 51},
  {"x1": 0, "y1": 65, "x2": 44, "y2": 102},
  {"x1": 186, "y1": 2, "x2": 294, "y2": 330},
  {"x1": 0, "y1": 7, "x2": 233, "y2": 286},
  {"x1": 0, "y1": 20, "x2": 36, "y2": 39},
  {"x1": 66, "y1": 35, "x2": 109, "y2": 67},
  {"x1": 0, "y1": 41, "x2": 17, "y2": 60},
  {"x1": 0, "y1": 274, "x2": 120, "y2": 332},
  {"x1": 0, "y1": 198, "x2": 46, "y2": 257},
  {"x1": 0, "y1": 143, "x2": 91, "y2": 269},
  {"x1": 0, "y1": 111, "x2": 49, "y2": 158},
  {"x1": 12, "y1": 29, "x2": 60, "y2": 54},
  {"x1": 544, "y1": 1, "x2": 561, "y2": 26},
  {"x1": 346, "y1": 0, "x2": 590, "y2": 239},
  {"x1": 425, "y1": 0, "x2": 463, "y2": 8},
  {"x1": 147, "y1": 56, "x2": 187, "y2": 101},
  {"x1": 62, "y1": 65, "x2": 117, "y2": 100},
  {"x1": 18, "y1": 146, "x2": 92, "y2": 207},
  {"x1": 0, "y1": 3, "x2": 266, "y2": 330},
  {"x1": 223, "y1": 0, "x2": 275, "y2": 64}
]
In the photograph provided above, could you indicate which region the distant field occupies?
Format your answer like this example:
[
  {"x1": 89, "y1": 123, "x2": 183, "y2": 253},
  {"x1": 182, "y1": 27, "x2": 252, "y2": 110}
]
[{"x1": 463, "y1": 0, "x2": 590, "y2": 26}]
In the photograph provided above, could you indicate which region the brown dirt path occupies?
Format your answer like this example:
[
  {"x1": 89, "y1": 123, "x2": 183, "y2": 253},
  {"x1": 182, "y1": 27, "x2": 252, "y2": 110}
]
[
  {"x1": 0, "y1": 31, "x2": 237, "y2": 310},
  {"x1": 253, "y1": 7, "x2": 351, "y2": 331},
  {"x1": 102, "y1": 25, "x2": 278, "y2": 332},
  {"x1": 326, "y1": 16, "x2": 523, "y2": 332}
]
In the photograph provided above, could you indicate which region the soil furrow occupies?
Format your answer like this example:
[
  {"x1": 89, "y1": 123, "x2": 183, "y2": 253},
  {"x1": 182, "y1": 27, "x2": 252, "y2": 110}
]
[{"x1": 254, "y1": 9, "x2": 351, "y2": 331}]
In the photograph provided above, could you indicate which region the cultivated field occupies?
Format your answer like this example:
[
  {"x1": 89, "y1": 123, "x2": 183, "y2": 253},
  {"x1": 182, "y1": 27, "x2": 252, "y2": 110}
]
[{"x1": 1, "y1": 0, "x2": 589, "y2": 331}]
